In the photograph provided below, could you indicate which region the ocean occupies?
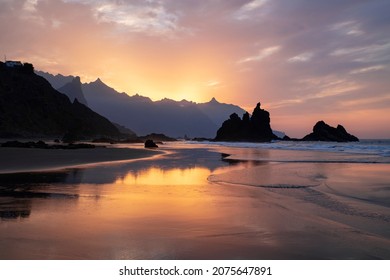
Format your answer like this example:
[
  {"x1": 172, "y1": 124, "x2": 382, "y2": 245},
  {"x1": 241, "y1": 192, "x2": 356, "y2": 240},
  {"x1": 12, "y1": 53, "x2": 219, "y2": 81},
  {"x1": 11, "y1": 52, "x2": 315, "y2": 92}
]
[{"x1": 187, "y1": 139, "x2": 390, "y2": 162}]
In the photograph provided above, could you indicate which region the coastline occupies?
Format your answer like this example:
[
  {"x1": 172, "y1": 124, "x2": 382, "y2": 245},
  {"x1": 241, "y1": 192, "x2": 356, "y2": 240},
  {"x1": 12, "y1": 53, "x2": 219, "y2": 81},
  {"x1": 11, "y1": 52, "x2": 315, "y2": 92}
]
[
  {"x1": 0, "y1": 142, "x2": 389, "y2": 259},
  {"x1": 0, "y1": 146, "x2": 162, "y2": 174}
]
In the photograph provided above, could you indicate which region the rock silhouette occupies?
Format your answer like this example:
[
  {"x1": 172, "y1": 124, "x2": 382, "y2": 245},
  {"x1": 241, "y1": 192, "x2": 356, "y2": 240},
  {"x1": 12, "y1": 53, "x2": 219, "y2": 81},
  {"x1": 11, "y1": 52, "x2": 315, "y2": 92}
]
[
  {"x1": 302, "y1": 121, "x2": 359, "y2": 142},
  {"x1": 0, "y1": 62, "x2": 121, "y2": 139},
  {"x1": 215, "y1": 102, "x2": 278, "y2": 142},
  {"x1": 37, "y1": 72, "x2": 247, "y2": 138},
  {"x1": 58, "y1": 76, "x2": 88, "y2": 105},
  {"x1": 144, "y1": 139, "x2": 158, "y2": 148}
]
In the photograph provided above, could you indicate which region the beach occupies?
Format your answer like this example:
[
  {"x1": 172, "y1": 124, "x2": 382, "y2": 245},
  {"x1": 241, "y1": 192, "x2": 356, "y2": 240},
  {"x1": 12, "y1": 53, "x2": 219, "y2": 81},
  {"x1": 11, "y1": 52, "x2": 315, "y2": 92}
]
[
  {"x1": 0, "y1": 145, "x2": 161, "y2": 173},
  {"x1": 0, "y1": 142, "x2": 389, "y2": 259}
]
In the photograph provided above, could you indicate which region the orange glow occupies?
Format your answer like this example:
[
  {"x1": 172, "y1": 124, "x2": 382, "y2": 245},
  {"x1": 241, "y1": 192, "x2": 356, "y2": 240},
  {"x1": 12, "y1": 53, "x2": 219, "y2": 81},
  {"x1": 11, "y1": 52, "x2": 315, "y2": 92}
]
[
  {"x1": 104, "y1": 167, "x2": 219, "y2": 225},
  {"x1": 2, "y1": 0, "x2": 389, "y2": 138},
  {"x1": 115, "y1": 167, "x2": 210, "y2": 186}
]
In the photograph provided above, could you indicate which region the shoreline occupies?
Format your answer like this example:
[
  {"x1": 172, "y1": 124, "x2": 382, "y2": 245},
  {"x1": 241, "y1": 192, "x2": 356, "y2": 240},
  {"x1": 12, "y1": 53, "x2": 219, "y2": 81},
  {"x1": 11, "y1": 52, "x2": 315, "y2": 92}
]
[
  {"x1": 0, "y1": 146, "x2": 162, "y2": 174},
  {"x1": 0, "y1": 143, "x2": 389, "y2": 259}
]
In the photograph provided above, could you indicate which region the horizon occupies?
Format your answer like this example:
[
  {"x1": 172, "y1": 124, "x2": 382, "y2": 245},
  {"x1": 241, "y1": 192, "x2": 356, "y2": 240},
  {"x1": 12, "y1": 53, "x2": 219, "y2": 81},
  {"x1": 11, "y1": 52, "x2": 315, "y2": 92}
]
[
  {"x1": 35, "y1": 70, "x2": 381, "y2": 139},
  {"x1": 1, "y1": 1, "x2": 390, "y2": 138}
]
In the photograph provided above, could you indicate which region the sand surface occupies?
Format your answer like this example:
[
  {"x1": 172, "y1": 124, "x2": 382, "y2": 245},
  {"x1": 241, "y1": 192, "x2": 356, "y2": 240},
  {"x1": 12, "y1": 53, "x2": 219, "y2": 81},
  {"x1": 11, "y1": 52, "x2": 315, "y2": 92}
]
[
  {"x1": 0, "y1": 146, "x2": 161, "y2": 173},
  {"x1": 0, "y1": 143, "x2": 389, "y2": 259}
]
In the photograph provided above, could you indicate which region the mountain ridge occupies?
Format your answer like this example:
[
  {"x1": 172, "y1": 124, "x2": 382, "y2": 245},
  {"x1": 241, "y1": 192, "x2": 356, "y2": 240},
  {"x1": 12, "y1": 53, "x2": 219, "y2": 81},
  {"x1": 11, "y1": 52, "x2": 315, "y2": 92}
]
[
  {"x1": 38, "y1": 71, "x2": 247, "y2": 138},
  {"x1": 57, "y1": 76, "x2": 88, "y2": 105},
  {"x1": 1, "y1": 63, "x2": 121, "y2": 139}
]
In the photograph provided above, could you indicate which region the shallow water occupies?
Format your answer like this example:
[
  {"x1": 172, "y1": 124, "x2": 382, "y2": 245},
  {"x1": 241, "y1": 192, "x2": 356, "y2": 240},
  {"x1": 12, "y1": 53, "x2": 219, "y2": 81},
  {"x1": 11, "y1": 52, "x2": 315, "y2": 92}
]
[{"x1": 0, "y1": 143, "x2": 389, "y2": 259}]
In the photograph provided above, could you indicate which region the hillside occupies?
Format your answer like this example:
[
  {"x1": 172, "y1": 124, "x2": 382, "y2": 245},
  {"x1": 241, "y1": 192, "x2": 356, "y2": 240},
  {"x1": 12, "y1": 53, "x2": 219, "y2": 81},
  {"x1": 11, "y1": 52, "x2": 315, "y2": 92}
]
[
  {"x1": 38, "y1": 71, "x2": 248, "y2": 138},
  {"x1": 0, "y1": 62, "x2": 121, "y2": 139},
  {"x1": 82, "y1": 79, "x2": 219, "y2": 138}
]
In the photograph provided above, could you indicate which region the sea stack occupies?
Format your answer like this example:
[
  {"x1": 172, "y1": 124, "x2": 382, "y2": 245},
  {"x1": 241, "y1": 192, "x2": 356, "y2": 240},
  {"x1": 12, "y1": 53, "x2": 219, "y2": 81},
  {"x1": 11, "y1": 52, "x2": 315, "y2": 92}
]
[
  {"x1": 302, "y1": 121, "x2": 359, "y2": 142},
  {"x1": 215, "y1": 102, "x2": 278, "y2": 142},
  {"x1": 144, "y1": 139, "x2": 159, "y2": 148}
]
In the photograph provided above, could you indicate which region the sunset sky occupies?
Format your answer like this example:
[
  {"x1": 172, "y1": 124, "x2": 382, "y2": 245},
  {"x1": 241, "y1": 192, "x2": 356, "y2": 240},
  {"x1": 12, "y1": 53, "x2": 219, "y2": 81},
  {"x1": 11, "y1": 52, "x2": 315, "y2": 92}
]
[{"x1": 1, "y1": 0, "x2": 389, "y2": 138}]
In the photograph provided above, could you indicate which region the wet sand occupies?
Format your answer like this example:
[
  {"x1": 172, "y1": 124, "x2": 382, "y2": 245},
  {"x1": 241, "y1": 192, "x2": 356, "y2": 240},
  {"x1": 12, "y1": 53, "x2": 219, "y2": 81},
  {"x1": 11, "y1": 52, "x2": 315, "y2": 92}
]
[
  {"x1": 0, "y1": 144, "x2": 389, "y2": 259},
  {"x1": 0, "y1": 146, "x2": 161, "y2": 173}
]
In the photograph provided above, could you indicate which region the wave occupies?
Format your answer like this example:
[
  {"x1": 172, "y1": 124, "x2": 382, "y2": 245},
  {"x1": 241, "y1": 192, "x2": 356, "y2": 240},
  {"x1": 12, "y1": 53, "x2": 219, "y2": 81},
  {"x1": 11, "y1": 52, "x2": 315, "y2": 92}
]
[{"x1": 186, "y1": 139, "x2": 390, "y2": 163}]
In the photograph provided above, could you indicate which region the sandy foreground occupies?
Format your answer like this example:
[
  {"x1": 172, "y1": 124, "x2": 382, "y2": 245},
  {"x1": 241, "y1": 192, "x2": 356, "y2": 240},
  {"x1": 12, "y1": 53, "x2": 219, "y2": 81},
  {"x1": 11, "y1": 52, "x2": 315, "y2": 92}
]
[
  {"x1": 0, "y1": 144, "x2": 389, "y2": 259},
  {"x1": 0, "y1": 146, "x2": 161, "y2": 173}
]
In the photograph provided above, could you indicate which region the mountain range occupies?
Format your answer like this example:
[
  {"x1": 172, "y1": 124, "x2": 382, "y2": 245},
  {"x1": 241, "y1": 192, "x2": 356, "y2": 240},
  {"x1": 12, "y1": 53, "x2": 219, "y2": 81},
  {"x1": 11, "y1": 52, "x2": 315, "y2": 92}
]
[
  {"x1": 37, "y1": 71, "x2": 246, "y2": 138},
  {"x1": 1, "y1": 63, "x2": 121, "y2": 139}
]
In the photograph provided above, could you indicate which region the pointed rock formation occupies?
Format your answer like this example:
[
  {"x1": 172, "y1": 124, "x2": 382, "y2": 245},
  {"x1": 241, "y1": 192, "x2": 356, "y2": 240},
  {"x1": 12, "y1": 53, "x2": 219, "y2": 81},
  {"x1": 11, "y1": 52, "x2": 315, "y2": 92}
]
[
  {"x1": 215, "y1": 102, "x2": 278, "y2": 142},
  {"x1": 197, "y1": 97, "x2": 246, "y2": 128},
  {"x1": 58, "y1": 76, "x2": 88, "y2": 105}
]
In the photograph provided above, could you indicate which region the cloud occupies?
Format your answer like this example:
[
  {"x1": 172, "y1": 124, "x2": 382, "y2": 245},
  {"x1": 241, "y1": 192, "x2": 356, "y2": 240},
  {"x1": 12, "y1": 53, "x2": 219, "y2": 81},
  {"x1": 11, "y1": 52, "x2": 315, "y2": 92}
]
[
  {"x1": 330, "y1": 20, "x2": 364, "y2": 36},
  {"x1": 19, "y1": 0, "x2": 45, "y2": 25},
  {"x1": 63, "y1": 0, "x2": 181, "y2": 35},
  {"x1": 206, "y1": 80, "x2": 220, "y2": 87},
  {"x1": 2, "y1": 0, "x2": 390, "y2": 137},
  {"x1": 240, "y1": 0, "x2": 269, "y2": 12},
  {"x1": 350, "y1": 65, "x2": 386, "y2": 75},
  {"x1": 268, "y1": 98, "x2": 304, "y2": 109},
  {"x1": 288, "y1": 52, "x2": 314, "y2": 63},
  {"x1": 277, "y1": 76, "x2": 362, "y2": 107},
  {"x1": 234, "y1": 0, "x2": 269, "y2": 20},
  {"x1": 23, "y1": 0, "x2": 39, "y2": 12},
  {"x1": 238, "y1": 45, "x2": 281, "y2": 64},
  {"x1": 341, "y1": 95, "x2": 390, "y2": 109},
  {"x1": 330, "y1": 42, "x2": 390, "y2": 63},
  {"x1": 313, "y1": 80, "x2": 361, "y2": 99}
]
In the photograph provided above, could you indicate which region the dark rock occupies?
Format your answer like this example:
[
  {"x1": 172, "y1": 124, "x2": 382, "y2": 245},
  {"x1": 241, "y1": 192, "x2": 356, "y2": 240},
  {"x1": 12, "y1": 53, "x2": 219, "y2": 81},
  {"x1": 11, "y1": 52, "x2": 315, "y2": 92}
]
[
  {"x1": 144, "y1": 139, "x2": 158, "y2": 148},
  {"x1": 215, "y1": 102, "x2": 278, "y2": 142},
  {"x1": 302, "y1": 121, "x2": 359, "y2": 142},
  {"x1": 1, "y1": 140, "x2": 48, "y2": 148},
  {"x1": 1, "y1": 141, "x2": 31, "y2": 148},
  {"x1": 0, "y1": 63, "x2": 121, "y2": 139},
  {"x1": 1, "y1": 140, "x2": 96, "y2": 149}
]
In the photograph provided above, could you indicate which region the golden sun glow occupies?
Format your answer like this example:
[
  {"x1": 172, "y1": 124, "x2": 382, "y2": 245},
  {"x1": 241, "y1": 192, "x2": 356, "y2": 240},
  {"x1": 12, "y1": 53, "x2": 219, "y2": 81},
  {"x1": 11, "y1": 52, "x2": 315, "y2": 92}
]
[
  {"x1": 115, "y1": 167, "x2": 211, "y2": 186},
  {"x1": 2, "y1": 0, "x2": 389, "y2": 137}
]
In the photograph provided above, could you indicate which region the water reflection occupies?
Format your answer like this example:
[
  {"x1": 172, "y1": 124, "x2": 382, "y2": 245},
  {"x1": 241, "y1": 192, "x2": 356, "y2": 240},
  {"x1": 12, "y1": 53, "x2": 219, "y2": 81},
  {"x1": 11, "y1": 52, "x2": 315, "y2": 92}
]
[
  {"x1": 0, "y1": 148, "x2": 229, "y2": 222},
  {"x1": 1, "y1": 146, "x2": 390, "y2": 259},
  {"x1": 116, "y1": 167, "x2": 210, "y2": 186},
  {"x1": 0, "y1": 148, "x2": 239, "y2": 259},
  {"x1": 0, "y1": 199, "x2": 31, "y2": 220}
]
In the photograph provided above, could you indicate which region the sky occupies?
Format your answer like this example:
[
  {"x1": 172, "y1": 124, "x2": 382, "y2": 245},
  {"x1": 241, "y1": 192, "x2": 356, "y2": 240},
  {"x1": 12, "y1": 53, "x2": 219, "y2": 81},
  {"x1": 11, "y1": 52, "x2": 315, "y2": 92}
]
[{"x1": 1, "y1": 0, "x2": 390, "y2": 138}]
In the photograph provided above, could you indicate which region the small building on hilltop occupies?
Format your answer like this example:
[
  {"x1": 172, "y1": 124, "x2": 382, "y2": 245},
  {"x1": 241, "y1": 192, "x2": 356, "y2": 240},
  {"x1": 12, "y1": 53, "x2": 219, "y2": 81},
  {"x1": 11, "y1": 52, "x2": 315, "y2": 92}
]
[{"x1": 5, "y1": 61, "x2": 23, "y2": 68}]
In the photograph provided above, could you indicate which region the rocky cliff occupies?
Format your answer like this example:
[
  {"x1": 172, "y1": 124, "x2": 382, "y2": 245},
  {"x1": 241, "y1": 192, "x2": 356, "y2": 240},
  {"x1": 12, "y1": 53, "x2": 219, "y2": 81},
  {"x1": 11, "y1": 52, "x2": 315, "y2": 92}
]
[{"x1": 0, "y1": 62, "x2": 121, "y2": 139}]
